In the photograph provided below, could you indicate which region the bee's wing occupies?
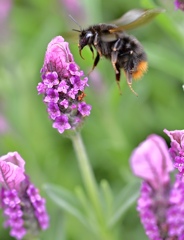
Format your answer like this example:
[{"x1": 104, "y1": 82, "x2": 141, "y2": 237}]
[{"x1": 109, "y1": 8, "x2": 165, "y2": 33}]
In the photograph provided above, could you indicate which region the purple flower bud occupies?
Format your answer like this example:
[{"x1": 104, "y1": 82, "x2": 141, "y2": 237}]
[
  {"x1": 0, "y1": 152, "x2": 49, "y2": 239},
  {"x1": 38, "y1": 36, "x2": 92, "y2": 134},
  {"x1": 164, "y1": 129, "x2": 184, "y2": 176},
  {"x1": 130, "y1": 134, "x2": 174, "y2": 190},
  {"x1": 174, "y1": 0, "x2": 184, "y2": 11}
]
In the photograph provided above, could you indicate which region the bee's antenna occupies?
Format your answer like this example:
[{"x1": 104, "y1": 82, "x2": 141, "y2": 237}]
[
  {"x1": 69, "y1": 15, "x2": 82, "y2": 32},
  {"x1": 72, "y1": 29, "x2": 81, "y2": 33}
]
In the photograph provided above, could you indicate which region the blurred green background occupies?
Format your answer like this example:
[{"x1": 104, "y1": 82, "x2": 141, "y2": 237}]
[{"x1": 0, "y1": 0, "x2": 184, "y2": 239}]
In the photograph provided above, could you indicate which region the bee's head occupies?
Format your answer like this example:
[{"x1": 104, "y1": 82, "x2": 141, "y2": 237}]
[{"x1": 78, "y1": 30, "x2": 93, "y2": 59}]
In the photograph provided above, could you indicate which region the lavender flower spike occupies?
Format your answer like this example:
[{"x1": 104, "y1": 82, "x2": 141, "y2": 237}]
[
  {"x1": 130, "y1": 135, "x2": 173, "y2": 239},
  {"x1": 38, "y1": 36, "x2": 92, "y2": 135},
  {"x1": 0, "y1": 152, "x2": 49, "y2": 240},
  {"x1": 130, "y1": 133, "x2": 184, "y2": 239}
]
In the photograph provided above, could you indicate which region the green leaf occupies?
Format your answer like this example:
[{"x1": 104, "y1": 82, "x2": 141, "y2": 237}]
[
  {"x1": 99, "y1": 180, "x2": 114, "y2": 219},
  {"x1": 44, "y1": 184, "x2": 88, "y2": 228},
  {"x1": 108, "y1": 181, "x2": 139, "y2": 227},
  {"x1": 74, "y1": 186, "x2": 99, "y2": 235}
]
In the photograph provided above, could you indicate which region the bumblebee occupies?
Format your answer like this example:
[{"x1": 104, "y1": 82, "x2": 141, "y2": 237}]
[{"x1": 72, "y1": 8, "x2": 164, "y2": 95}]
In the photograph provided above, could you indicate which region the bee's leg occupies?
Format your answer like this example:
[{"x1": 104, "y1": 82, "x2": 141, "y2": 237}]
[
  {"x1": 111, "y1": 51, "x2": 122, "y2": 94},
  {"x1": 125, "y1": 71, "x2": 138, "y2": 96},
  {"x1": 88, "y1": 52, "x2": 100, "y2": 75},
  {"x1": 89, "y1": 45, "x2": 94, "y2": 59},
  {"x1": 111, "y1": 39, "x2": 121, "y2": 73},
  {"x1": 111, "y1": 51, "x2": 119, "y2": 74},
  {"x1": 94, "y1": 32, "x2": 102, "y2": 56},
  {"x1": 115, "y1": 65, "x2": 122, "y2": 95}
]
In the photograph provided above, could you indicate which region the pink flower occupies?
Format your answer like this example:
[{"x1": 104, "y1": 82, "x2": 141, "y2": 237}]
[
  {"x1": 0, "y1": 152, "x2": 25, "y2": 190},
  {"x1": 130, "y1": 134, "x2": 174, "y2": 189}
]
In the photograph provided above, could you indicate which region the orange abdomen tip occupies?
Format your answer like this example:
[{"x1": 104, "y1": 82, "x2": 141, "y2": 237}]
[{"x1": 132, "y1": 61, "x2": 148, "y2": 80}]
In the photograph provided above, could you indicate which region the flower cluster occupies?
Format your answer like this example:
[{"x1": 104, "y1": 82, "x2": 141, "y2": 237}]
[
  {"x1": 130, "y1": 131, "x2": 184, "y2": 240},
  {"x1": 0, "y1": 152, "x2": 49, "y2": 240},
  {"x1": 37, "y1": 36, "x2": 91, "y2": 134}
]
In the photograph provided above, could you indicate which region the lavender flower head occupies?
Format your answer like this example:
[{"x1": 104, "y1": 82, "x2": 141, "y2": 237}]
[
  {"x1": 0, "y1": 152, "x2": 49, "y2": 240},
  {"x1": 130, "y1": 134, "x2": 184, "y2": 239},
  {"x1": 38, "y1": 36, "x2": 91, "y2": 134},
  {"x1": 174, "y1": 0, "x2": 184, "y2": 11}
]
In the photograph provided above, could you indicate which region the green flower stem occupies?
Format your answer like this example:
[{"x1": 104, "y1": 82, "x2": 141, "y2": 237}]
[
  {"x1": 71, "y1": 132, "x2": 102, "y2": 220},
  {"x1": 71, "y1": 132, "x2": 117, "y2": 240}
]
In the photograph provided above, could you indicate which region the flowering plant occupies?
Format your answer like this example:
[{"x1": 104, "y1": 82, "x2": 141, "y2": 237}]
[{"x1": 0, "y1": 152, "x2": 49, "y2": 239}]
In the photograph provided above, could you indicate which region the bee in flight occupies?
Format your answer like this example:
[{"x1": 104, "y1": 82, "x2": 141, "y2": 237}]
[{"x1": 71, "y1": 8, "x2": 164, "y2": 95}]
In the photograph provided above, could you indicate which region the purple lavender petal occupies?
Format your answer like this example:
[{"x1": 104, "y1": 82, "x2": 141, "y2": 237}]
[
  {"x1": 67, "y1": 62, "x2": 79, "y2": 74},
  {"x1": 37, "y1": 82, "x2": 46, "y2": 94},
  {"x1": 44, "y1": 88, "x2": 59, "y2": 103},
  {"x1": 43, "y1": 71, "x2": 59, "y2": 88},
  {"x1": 57, "y1": 80, "x2": 69, "y2": 93},
  {"x1": 3, "y1": 189, "x2": 21, "y2": 208},
  {"x1": 4, "y1": 205, "x2": 23, "y2": 219},
  {"x1": 47, "y1": 102, "x2": 61, "y2": 120},
  {"x1": 53, "y1": 115, "x2": 71, "y2": 133},
  {"x1": 26, "y1": 184, "x2": 41, "y2": 203},
  {"x1": 78, "y1": 102, "x2": 92, "y2": 116},
  {"x1": 10, "y1": 227, "x2": 26, "y2": 239},
  {"x1": 68, "y1": 88, "x2": 79, "y2": 99},
  {"x1": 60, "y1": 99, "x2": 69, "y2": 108},
  {"x1": 35, "y1": 211, "x2": 49, "y2": 230}
]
